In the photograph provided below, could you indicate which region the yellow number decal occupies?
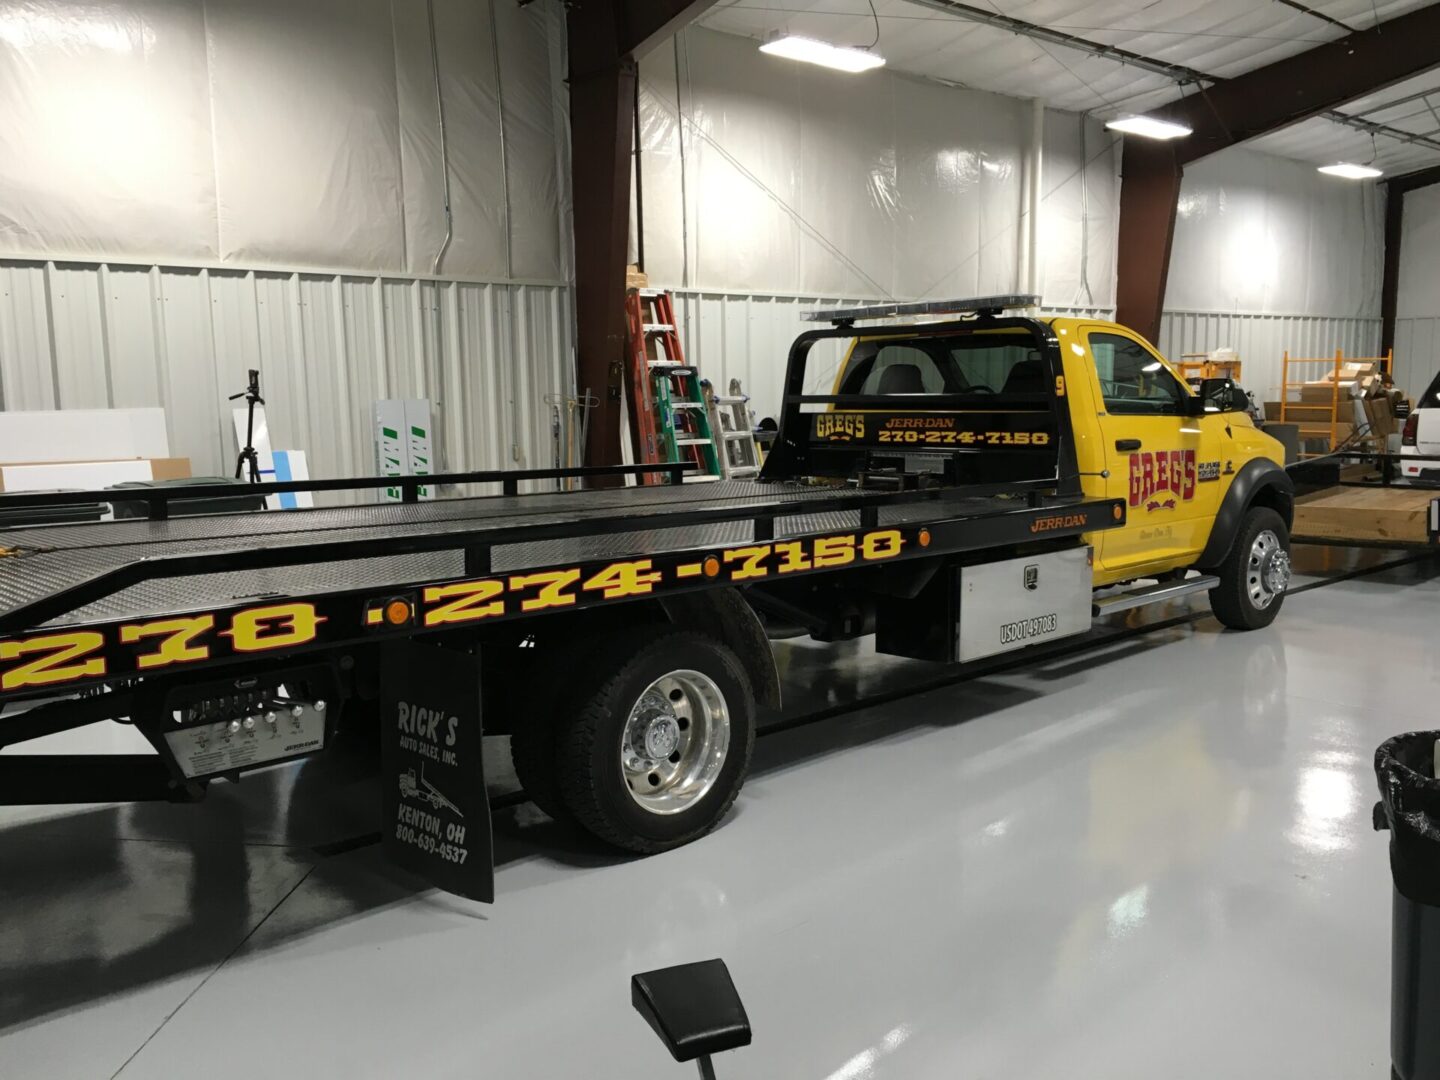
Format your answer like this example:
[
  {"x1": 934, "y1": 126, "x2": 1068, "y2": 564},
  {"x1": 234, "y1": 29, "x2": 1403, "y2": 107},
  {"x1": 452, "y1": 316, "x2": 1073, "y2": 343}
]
[
  {"x1": 424, "y1": 580, "x2": 505, "y2": 626},
  {"x1": 860, "y1": 530, "x2": 904, "y2": 560},
  {"x1": 812, "y1": 536, "x2": 856, "y2": 568},
  {"x1": 509, "y1": 569, "x2": 582, "y2": 612},
  {"x1": 773, "y1": 541, "x2": 811, "y2": 574},
  {"x1": 0, "y1": 631, "x2": 107, "y2": 691},
  {"x1": 223, "y1": 604, "x2": 326, "y2": 652},
  {"x1": 723, "y1": 546, "x2": 770, "y2": 581},
  {"x1": 582, "y1": 560, "x2": 662, "y2": 600},
  {"x1": 121, "y1": 615, "x2": 214, "y2": 669}
]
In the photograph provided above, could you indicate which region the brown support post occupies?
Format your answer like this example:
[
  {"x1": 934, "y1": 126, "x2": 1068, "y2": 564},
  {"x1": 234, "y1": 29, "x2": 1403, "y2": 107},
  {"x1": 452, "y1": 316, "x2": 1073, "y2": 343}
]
[
  {"x1": 1114, "y1": 141, "x2": 1183, "y2": 347},
  {"x1": 1381, "y1": 185, "x2": 1406, "y2": 358},
  {"x1": 566, "y1": 0, "x2": 720, "y2": 470},
  {"x1": 570, "y1": 59, "x2": 637, "y2": 473}
]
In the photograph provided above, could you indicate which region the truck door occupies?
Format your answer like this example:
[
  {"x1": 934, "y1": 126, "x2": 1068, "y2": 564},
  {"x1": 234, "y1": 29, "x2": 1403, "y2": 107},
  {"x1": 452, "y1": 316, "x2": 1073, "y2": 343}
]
[{"x1": 1082, "y1": 327, "x2": 1226, "y2": 574}]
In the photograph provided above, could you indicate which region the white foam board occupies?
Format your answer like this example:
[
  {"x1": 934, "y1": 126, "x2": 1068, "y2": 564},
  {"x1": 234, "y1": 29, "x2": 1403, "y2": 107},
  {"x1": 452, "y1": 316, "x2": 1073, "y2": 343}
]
[
  {"x1": 0, "y1": 459, "x2": 155, "y2": 492},
  {"x1": 0, "y1": 409, "x2": 169, "y2": 464}
]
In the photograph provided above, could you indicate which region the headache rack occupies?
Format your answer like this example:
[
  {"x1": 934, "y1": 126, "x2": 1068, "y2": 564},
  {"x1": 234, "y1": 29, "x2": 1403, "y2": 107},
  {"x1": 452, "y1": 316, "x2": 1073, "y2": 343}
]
[{"x1": 760, "y1": 310, "x2": 1080, "y2": 497}]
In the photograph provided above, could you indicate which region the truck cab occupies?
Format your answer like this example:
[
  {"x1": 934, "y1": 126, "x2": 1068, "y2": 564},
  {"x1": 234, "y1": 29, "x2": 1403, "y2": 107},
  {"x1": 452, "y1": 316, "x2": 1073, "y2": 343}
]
[{"x1": 775, "y1": 299, "x2": 1294, "y2": 629}]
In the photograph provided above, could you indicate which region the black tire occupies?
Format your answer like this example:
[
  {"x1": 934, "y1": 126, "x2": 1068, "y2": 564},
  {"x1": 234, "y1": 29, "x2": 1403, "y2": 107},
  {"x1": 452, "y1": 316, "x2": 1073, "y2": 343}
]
[
  {"x1": 552, "y1": 628, "x2": 755, "y2": 854},
  {"x1": 509, "y1": 662, "x2": 570, "y2": 822},
  {"x1": 1209, "y1": 506, "x2": 1290, "y2": 630}
]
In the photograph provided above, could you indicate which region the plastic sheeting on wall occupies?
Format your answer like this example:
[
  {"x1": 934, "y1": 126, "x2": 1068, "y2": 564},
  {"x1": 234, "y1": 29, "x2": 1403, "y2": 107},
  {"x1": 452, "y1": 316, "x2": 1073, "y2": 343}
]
[
  {"x1": 0, "y1": 0, "x2": 567, "y2": 281},
  {"x1": 1394, "y1": 185, "x2": 1440, "y2": 398},
  {"x1": 1167, "y1": 147, "x2": 1384, "y2": 318},
  {"x1": 635, "y1": 26, "x2": 1120, "y2": 307}
]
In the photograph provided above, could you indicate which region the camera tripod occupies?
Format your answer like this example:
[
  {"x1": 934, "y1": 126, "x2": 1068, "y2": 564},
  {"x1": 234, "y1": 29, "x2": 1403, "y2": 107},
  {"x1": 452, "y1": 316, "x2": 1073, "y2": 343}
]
[{"x1": 230, "y1": 369, "x2": 264, "y2": 483}]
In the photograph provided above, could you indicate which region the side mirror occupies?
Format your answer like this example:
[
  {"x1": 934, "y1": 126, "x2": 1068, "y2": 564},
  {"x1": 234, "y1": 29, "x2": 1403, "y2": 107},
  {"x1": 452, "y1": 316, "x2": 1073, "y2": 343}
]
[{"x1": 1198, "y1": 377, "x2": 1240, "y2": 413}]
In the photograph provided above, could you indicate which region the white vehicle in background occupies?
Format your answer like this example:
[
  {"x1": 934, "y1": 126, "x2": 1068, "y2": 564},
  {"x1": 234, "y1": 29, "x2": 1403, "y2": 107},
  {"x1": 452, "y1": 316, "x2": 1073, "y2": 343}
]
[{"x1": 1401, "y1": 369, "x2": 1440, "y2": 483}]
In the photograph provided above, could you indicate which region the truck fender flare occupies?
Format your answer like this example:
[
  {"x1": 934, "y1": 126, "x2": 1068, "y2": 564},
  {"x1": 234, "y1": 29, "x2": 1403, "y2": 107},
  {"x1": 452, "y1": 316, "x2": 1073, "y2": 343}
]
[
  {"x1": 1196, "y1": 457, "x2": 1295, "y2": 569},
  {"x1": 659, "y1": 588, "x2": 782, "y2": 711}
]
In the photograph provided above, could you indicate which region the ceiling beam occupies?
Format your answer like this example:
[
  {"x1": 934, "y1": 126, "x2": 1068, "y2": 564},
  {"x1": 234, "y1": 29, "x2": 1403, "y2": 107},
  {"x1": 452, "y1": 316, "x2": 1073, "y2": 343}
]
[
  {"x1": 909, "y1": 0, "x2": 1440, "y2": 154},
  {"x1": 1381, "y1": 163, "x2": 1440, "y2": 354},
  {"x1": 1115, "y1": 2, "x2": 1440, "y2": 342},
  {"x1": 567, "y1": 1, "x2": 719, "y2": 470},
  {"x1": 1151, "y1": 3, "x2": 1440, "y2": 165}
]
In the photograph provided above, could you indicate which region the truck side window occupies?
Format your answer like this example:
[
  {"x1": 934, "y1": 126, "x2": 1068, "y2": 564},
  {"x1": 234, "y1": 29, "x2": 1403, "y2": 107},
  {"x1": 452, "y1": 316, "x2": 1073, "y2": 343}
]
[{"x1": 1091, "y1": 334, "x2": 1185, "y2": 416}]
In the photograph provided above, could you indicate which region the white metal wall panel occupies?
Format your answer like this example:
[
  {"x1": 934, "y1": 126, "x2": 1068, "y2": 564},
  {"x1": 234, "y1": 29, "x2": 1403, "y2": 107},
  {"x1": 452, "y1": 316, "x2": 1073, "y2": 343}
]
[
  {"x1": 0, "y1": 259, "x2": 573, "y2": 496},
  {"x1": 1156, "y1": 311, "x2": 1383, "y2": 401},
  {"x1": 0, "y1": 262, "x2": 55, "y2": 410}
]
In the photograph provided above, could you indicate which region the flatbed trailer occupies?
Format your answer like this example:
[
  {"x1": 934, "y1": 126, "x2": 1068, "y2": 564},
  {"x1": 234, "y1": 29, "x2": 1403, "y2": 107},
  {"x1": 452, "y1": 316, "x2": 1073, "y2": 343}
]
[
  {"x1": 0, "y1": 296, "x2": 1293, "y2": 901},
  {"x1": 1290, "y1": 453, "x2": 1440, "y2": 548}
]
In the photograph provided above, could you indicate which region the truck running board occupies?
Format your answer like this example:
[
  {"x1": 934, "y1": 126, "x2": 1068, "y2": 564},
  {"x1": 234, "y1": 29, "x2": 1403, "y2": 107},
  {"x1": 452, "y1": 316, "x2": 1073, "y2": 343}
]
[{"x1": 1092, "y1": 575, "x2": 1220, "y2": 618}]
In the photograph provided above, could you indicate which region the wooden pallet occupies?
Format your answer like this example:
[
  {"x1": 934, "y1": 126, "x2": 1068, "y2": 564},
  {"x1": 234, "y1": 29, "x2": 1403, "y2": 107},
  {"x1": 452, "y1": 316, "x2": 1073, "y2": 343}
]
[{"x1": 1292, "y1": 484, "x2": 1439, "y2": 546}]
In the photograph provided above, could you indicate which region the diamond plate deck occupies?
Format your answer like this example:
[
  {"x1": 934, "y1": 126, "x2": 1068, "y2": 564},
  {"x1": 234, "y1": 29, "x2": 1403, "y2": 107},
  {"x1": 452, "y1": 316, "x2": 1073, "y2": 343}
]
[{"x1": 0, "y1": 480, "x2": 1015, "y2": 629}]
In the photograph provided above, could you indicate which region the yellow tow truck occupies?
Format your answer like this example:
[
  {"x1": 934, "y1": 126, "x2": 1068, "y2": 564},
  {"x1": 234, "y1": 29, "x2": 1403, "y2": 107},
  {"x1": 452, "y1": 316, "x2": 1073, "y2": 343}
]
[{"x1": 791, "y1": 296, "x2": 1294, "y2": 631}]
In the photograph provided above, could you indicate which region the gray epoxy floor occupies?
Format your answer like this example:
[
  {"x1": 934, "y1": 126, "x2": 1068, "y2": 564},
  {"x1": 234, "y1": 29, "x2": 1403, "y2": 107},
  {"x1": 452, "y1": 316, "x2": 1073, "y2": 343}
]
[{"x1": 1, "y1": 548, "x2": 1436, "y2": 1079}]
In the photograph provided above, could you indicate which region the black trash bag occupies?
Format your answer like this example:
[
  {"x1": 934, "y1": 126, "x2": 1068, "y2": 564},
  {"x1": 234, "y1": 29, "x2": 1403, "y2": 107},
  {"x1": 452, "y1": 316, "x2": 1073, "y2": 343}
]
[{"x1": 1374, "y1": 732, "x2": 1440, "y2": 906}]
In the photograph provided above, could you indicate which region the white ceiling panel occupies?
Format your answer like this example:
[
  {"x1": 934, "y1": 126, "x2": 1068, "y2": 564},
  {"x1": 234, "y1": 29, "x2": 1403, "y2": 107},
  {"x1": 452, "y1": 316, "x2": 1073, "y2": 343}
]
[
  {"x1": 700, "y1": 0, "x2": 1440, "y2": 171},
  {"x1": 1248, "y1": 117, "x2": 1440, "y2": 175}
]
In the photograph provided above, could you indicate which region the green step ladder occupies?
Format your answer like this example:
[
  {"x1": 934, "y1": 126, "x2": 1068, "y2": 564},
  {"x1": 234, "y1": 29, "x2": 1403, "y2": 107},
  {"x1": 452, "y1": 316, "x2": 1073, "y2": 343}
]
[{"x1": 652, "y1": 364, "x2": 722, "y2": 483}]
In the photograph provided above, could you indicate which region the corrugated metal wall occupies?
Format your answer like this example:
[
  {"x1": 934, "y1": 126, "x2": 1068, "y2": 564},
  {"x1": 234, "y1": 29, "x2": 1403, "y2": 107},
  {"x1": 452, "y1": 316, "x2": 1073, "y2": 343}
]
[
  {"x1": 1156, "y1": 310, "x2": 1383, "y2": 402},
  {"x1": 1392, "y1": 318, "x2": 1440, "y2": 401},
  {"x1": 0, "y1": 265, "x2": 1394, "y2": 486},
  {"x1": 0, "y1": 259, "x2": 574, "y2": 495}
]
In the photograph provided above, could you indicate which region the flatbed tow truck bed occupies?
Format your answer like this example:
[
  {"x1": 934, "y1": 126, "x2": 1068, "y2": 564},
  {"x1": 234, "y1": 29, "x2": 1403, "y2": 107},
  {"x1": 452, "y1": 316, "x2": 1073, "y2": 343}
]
[{"x1": 0, "y1": 474, "x2": 1108, "y2": 634}]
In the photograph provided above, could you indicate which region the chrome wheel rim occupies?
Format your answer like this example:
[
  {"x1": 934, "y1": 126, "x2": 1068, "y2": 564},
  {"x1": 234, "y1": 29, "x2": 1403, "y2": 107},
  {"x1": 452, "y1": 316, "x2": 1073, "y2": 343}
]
[
  {"x1": 1246, "y1": 529, "x2": 1290, "y2": 610},
  {"x1": 620, "y1": 670, "x2": 730, "y2": 815}
]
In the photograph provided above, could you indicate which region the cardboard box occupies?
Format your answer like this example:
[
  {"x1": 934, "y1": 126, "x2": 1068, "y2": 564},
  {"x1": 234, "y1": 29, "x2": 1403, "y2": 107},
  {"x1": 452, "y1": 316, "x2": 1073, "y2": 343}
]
[
  {"x1": 625, "y1": 264, "x2": 649, "y2": 290},
  {"x1": 1294, "y1": 422, "x2": 1352, "y2": 444},
  {"x1": 1300, "y1": 382, "x2": 1356, "y2": 404},
  {"x1": 1363, "y1": 394, "x2": 1396, "y2": 438},
  {"x1": 1266, "y1": 401, "x2": 1340, "y2": 423},
  {"x1": 1315, "y1": 362, "x2": 1377, "y2": 383}
]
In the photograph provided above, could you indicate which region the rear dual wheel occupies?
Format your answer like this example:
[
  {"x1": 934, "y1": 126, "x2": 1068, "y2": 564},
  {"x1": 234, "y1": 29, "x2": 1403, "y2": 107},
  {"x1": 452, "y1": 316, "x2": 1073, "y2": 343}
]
[{"x1": 511, "y1": 628, "x2": 755, "y2": 853}]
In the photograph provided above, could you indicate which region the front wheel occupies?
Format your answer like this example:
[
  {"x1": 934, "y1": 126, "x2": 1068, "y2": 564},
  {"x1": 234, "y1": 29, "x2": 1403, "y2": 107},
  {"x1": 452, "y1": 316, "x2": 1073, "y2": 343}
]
[
  {"x1": 1209, "y1": 506, "x2": 1291, "y2": 630},
  {"x1": 551, "y1": 628, "x2": 756, "y2": 853}
]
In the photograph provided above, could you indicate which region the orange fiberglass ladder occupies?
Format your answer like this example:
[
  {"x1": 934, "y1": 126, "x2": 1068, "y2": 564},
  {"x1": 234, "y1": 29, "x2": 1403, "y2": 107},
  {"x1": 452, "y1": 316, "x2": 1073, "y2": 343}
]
[
  {"x1": 1279, "y1": 348, "x2": 1393, "y2": 457},
  {"x1": 623, "y1": 289, "x2": 722, "y2": 484}
]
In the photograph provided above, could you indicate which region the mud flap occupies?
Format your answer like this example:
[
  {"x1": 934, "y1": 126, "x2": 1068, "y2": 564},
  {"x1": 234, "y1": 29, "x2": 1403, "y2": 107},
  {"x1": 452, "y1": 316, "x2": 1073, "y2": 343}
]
[{"x1": 380, "y1": 639, "x2": 493, "y2": 902}]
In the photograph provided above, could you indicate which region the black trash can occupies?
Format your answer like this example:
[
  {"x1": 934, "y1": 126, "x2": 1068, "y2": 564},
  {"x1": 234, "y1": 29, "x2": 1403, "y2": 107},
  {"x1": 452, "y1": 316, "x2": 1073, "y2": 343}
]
[{"x1": 1375, "y1": 732, "x2": 1440, "y2": 1080}]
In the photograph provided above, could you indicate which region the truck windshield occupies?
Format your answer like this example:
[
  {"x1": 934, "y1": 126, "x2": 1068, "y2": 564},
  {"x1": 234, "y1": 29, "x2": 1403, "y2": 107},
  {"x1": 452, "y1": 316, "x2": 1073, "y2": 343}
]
[{"x1": 838, "y1": 334, "x2": 1047, "y2": 398}]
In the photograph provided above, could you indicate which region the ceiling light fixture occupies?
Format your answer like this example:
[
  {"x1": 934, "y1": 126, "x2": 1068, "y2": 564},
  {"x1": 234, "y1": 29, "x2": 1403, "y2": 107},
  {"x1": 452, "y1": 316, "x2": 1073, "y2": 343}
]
[
  {"x1": 1104, "y1": 115, "x2": 1192, "y2": 140},
  {"x1": 758, "y1": 35, "x2": 885, "y2": 73},
  {"x1": 1317, "y1": 162, "x2": 1383, "y2": 179}
]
